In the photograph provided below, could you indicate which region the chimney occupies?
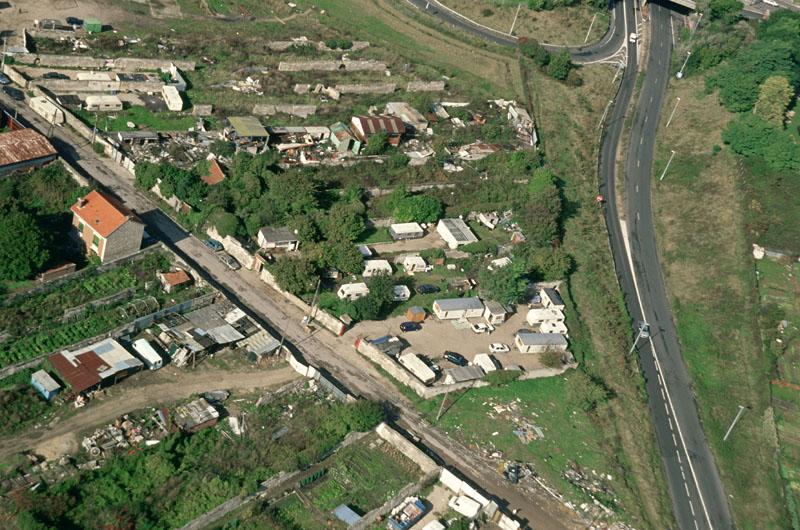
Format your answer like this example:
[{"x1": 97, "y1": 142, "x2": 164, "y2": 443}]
[{"x1": 78, "y1": 197, "x2": 88, "y2": 208}]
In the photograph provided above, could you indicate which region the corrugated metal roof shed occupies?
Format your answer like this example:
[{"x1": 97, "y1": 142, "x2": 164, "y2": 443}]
[{"x1": 0, "y1": 129, "x2": 57, "y2": 167}]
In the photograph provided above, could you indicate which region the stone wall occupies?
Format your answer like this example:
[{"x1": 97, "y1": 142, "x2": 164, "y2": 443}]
[
  {"x1": 259, "y1": 268, "x2": 348, "y2": 336},
  {"x1": 376, "y1": 423, "x2": 439, "y2": 473},
  {"x1": 335, "y1": 83, "x2": 396, "y2": 94},
  {"x1": 2, "y1": 65, "x2": 29, "y2": 87},
  {"x1": 278, "y1": 60, "x2": 386, "y2": 72},
  {"x1": 205, "y1": 226, "x2": 257, "y2": 270},
  {"x1": 14, "y1": 53, "x2": 195, "y2": 71}
]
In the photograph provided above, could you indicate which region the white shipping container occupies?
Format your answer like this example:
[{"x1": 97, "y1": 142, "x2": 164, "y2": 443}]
[{"x1": 132, "y1": 338, "x2": 163, "y2": 370}]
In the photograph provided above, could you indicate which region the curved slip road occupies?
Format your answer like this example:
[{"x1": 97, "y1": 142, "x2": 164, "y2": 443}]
[{"x1": 405, "y1": 0, "x2": 628, "y2": 62}]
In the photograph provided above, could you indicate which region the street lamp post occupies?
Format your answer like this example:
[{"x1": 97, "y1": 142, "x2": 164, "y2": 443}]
[
  {"x1": 627, "y1": 322, "x2": 651, "y2": 358},
  {"x1": 666, "y1": 97, "x2": 681, "y2": 128},
  {"x1": 676, "y1": 51, "x2": 691, "y2": 79},
  {"x1": 659, "y1": 150, "x2": 676, "y2": 181}
]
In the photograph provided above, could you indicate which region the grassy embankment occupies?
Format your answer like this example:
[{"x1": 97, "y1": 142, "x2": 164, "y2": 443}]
[{"x1": 651, "y1": 68, "x2": 796, "y2": 530}]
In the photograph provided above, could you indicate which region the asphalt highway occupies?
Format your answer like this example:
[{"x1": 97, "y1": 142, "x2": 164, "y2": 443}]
[{"x1": 606, "y1": 3, "x2": 733, "y2": 529}]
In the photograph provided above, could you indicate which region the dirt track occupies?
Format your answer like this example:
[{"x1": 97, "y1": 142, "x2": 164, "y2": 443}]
[{"x1": 0, "y1": 365, "x2": 299, "y2": 459}]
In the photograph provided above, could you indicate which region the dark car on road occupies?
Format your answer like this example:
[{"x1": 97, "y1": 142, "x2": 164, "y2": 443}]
[
  {"x1": 217, "y1": 252, "x2": 241, "y2": 271},
  {"x1": 2, "y1": 86, "x2": 24, "y2": 101},
  {"x1": 204, "y1": 238, "x2": 224, "y2": 252},
  {"x1": 0, "y1": 74, "x2": 10, "y2": 85},
  {"x1": 415, "y1": 284, "x2": 440, "y2": 295},
  {"x1": 43, "y1": 72, "x2": 70, "y2": 80},
  {"x1": 399, "y1": 322, "x2": 421, "y2": 332},
  {"x1": 443, "y1": 351, "x2": 468, "y2": 366}
]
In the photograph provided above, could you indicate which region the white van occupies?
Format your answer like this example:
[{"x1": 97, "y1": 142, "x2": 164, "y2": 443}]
[{"x1": 132, "y1": 338, "x2": 163, "y2": 370}]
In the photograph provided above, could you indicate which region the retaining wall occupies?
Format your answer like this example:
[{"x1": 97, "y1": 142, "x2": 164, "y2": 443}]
[
  {"x1": 205, "y1": 226, "x2": 257, "y2": 270},
  {"x1": 278, "y1": 60, "x2": 386, "y2": 72},
  {"x1": 376, "y1": 422, "x2": 438, "y2": 474},
  {"x1": 14, "y1": 54, "x2": 195, "y2": 71},
  {"x1": 259, "y1": 268, "x2": 347, "y2": 336},
  {"x1": 335, "y1": 83, "x2": 396, "y2": 94},
  {"x1": 2, "y1": 65, "x2": 29, "y2": 87}
]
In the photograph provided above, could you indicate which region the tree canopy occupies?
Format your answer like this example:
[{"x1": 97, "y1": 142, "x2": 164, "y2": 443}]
[
  {"x1": 722, "y1": 114, "x2": 800, "y2": 172},
  {"x1": 478, "y1": 261, "x2": 529, "y2": 305},
  {"x1": 753, "y1": 75, "x2": 793, "y2": 127},
  {"x1": 269, "y1": 256, "x2": 318, "y2": 295},
  {"x1": 392, "y1": 194, "x2": 443, "y2": 223},
  {"x1": 707, "y1": 0, "x2": 742, "y2": 25},
  {"x1": 0, "y1": 210, "x2": 49, "y2": 281},
  {"x1": 546, "y1": 51, "x2": 573, "y2": 81}
]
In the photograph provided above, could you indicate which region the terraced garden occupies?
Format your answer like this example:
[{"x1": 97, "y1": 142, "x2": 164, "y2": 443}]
[{"x1": 0, "y1": 251, "x2": 205, "y2": 368}]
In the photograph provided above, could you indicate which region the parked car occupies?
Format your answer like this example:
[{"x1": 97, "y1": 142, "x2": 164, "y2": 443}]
[
  {"x1": 629, "y1": 32, "x2": 638, "y2": 43},
  {"x1": 204, "y1": 239, "x2": 224, "y2": 252},
  {"x1": 0, "y1": 74, "x2": 10, "y2": 85},
  {"x1": 471, "y1": 322, "x2": 494, "y2": 334},
  {"x1": 2, "y1": 86, "x2": 24, "y2": 101},
  {"x1": 489, "y1": 343, "x2": 510, "y2": 354},
  {"x1": 443, "y1": 351, "x2": 468, "y2": 366},
  {"x1": 217, "y1": 252, "x2": 241, "y2": 271},
  {"x1": 399, "y1": 322, "x2": 421, "y2": 332},
  {"x1": 43, "y1": 72, "x2": 70, "y2": 79},
  {"x1": 415, "y1": 284, "x2": 440, "y2": 295}
]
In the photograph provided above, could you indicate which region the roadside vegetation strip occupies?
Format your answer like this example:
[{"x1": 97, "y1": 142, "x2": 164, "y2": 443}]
[
  {"x1": 526, "y1": 59, "x2": 675, "y2": 528},
  {"x1": 650, "y1": 26, "x2": 795, "y2": 525}
]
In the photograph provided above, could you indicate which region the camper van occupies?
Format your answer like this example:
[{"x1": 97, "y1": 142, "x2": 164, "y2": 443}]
[{"x1": 132, "y1": 338, "x2": 163, "y2": 370}]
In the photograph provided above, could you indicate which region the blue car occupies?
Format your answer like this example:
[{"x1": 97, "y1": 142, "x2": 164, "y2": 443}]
[
  {"x1": 400, "y1": 322, "x2": 421, "y2": 332},
  {"x1": 204, "y1": 239, "x2": 223, "y2": 252}
]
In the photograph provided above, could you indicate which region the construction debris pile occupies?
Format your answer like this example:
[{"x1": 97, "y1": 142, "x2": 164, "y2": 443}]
[
  {"x1": 485, "y1": 398, "x2": 545, "y2": 446},
  {"x1": 81, "y1": 412, "x2": 167, "y2": 458}
]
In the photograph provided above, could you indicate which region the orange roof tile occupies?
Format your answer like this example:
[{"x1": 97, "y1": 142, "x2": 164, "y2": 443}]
[
  {"x1": 160, "y1": 269, "x2": 192, "y2": 287},
  {"x1": 201, "y1": 159, "x2": 226, "y2": 186},
  {"x1": 71, "y1": 190, "x2": 137, "y2": 238}
]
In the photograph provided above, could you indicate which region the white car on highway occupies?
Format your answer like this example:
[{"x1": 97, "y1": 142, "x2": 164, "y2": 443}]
[{"x1": 489, "y1": 343, "x2": 510, "y2": 353}]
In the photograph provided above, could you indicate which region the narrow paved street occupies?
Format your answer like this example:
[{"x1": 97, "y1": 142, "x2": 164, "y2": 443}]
[{"x1": 1, "y1": 93, "x2": 581, "y2": 529}]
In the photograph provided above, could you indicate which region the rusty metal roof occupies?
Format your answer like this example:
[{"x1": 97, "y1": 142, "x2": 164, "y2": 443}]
[
  {"x1": 0, "y1": 129, "x2": 57, "y2": 167},
  {"x1": 352, "y1": 115, "x2": 406, "y2": 137},
  {"x1": 49, "y1": 350, "x2": 106, "y2": 393}
]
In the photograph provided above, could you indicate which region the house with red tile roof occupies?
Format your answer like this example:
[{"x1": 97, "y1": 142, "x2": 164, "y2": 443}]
[
  {"x1": 71, "y1": 190, "x2": 144, "y2": 263},
  {"x1": 201, "y1": 158, "x2": 226, "y2": 186}
]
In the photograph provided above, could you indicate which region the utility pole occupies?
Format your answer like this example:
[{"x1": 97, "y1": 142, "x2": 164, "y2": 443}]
[
  {"x1": 435, "y1": 388, "x2": 451, "y2": 422},
  {"x1": 659, "y1": 150, "x2": 676, "y2": 181},
  {"x1": 611, "y1": 61, "x2": 624, "y2": 84},
  {"x1": 690, "y1": 12, "x2": 704, "y2": 41},
  {"x1": 676, "y1": 51, "x2": 691, "y2": 79},
  {"x1": 509, "y1": 3, "x2": 522, "y2": 35},
  {"x1": 91, "y1": 112, "x2": 98, "y2": 145},
  {"x1": 305, "y1": 277, "x2": 322, "y2": 326},
  {"x1": 1, "y1": 38, "x2": 6, "y2": 70},
  {"x1": 723, "y1": 405, "x2": 745, "y2": 441},
  {"x1": 584, "y1": 13, "x2": 597, "y2": 43},
  {"x1": 666, "y1": 97, "x2": 681, "y2": 128}
]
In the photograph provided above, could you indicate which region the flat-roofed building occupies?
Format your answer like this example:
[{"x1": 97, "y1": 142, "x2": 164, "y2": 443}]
[
  {"x1": 389, "y1": 222, "x2": 424, "y2": 241},
  {"x1": 514, "y1": 331, "x2": 568, "y2": 354},
  {"x1": 84, "y1": 94, "x2": 123, "y2": 111},
  {"x1": 432, "y1": 297, "x2": 484, "y2": 320}
]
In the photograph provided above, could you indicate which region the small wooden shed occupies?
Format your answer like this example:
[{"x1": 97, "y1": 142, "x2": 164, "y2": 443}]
[{"x1": 405, "y1": 306, "x2": 426, "y2": 323}]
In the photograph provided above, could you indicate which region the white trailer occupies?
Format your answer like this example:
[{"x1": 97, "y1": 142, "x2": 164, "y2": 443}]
[{"x1": 132, "y1": 338, "x2": 163, "y2": 370}]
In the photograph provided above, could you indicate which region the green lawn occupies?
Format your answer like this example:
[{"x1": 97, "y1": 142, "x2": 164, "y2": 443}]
[
  {"x1": 73, "y1": 106, "x2": 196, "y2": 133},
  {"x1": 357, "y1": 226, "x2": 392, "y2": 244},
  {"x1": 413, "y1": 374, "x2": 621, "y2": 509},
  {"x1": 0, "y1": 370, "x2": 53, "y2": 437},
  {"x1": 306, "y1": 434, "x2": 420, "y2": 514}
]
